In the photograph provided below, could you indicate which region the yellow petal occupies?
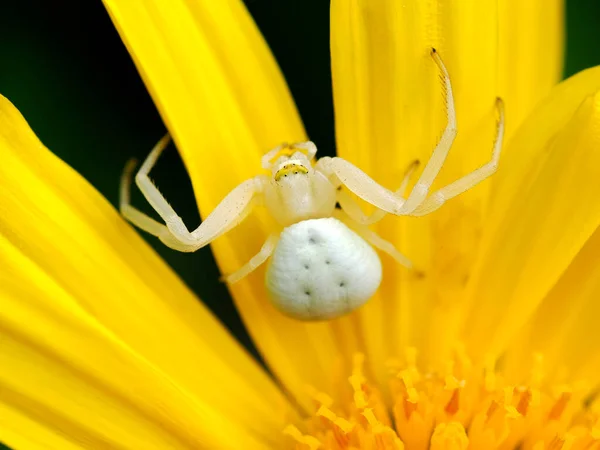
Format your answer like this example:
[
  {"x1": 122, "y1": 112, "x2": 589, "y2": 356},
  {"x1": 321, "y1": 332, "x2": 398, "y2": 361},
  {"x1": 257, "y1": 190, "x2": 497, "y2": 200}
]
[
  {"x1": 330, "y1": 0, "x2": 564, "y2": 373},
  {"x1": 0, "y1": 402, "x2": 84, "y2": 450},
  {"x1": 102, "y1": 0, "x2": 342, "y2": 409},
  {"x1": 498, "y1": 0, "x2": 565, "y2": 129},
  {"x1": 460, "y1": 68, "x2": 600, "y2": 361},
  {"x1": 502, "y1": 227, "x2": 600, "y2": 385},
  {"x1": 0, "y1": 94, "x2": 288, "y2": 448}
]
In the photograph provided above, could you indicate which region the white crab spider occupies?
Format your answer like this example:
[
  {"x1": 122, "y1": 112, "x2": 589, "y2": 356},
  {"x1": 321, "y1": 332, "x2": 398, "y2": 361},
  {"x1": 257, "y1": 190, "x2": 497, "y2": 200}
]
[{"x1": 120, "y1": 49, "x2": 505, "y2": 321}]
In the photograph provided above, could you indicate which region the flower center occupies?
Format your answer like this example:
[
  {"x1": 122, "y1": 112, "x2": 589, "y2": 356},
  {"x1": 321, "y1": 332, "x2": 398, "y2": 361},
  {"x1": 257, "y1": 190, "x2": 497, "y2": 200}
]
[{"x1": 284, "y1": 352, "x2": 599, "y2": 449}]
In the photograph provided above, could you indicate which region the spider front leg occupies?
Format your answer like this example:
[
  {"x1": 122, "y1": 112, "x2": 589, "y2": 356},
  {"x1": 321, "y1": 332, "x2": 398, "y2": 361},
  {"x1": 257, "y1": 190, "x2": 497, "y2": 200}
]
[
  {"x1": 315, "y1": 50, "x2": 456, "y2": 216},
  {"x1": 410, "y1": 98, "x2": 505, "y2": 217},
  {"x1": 315, "y1": 156, "x2": 407, "y2": 215},
  {"x1": 336, "y1": 160, "x2": 419, "y2": 225},
  {"x1": 398, "y1": 48, "x2": 457, "y2": 214},
  {"x1": 120, "y1": 158, "x2": 200, "y2": 252},
  {"x1": 120, "y1": 134, "x2": 266, "y2": 252}
]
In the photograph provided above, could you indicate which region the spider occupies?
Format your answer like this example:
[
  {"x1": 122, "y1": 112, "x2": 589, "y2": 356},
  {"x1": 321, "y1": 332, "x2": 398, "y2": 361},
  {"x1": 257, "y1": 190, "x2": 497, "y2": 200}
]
[{"x1": 120, "y1": 49, "x2": 505, "y2": 321}]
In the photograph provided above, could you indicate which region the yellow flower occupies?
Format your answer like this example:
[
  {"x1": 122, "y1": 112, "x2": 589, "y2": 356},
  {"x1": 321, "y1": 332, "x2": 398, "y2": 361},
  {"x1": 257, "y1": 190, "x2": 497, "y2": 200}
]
[{"x1": 1, "y1": 0, "x2": 600, "y2": 448}]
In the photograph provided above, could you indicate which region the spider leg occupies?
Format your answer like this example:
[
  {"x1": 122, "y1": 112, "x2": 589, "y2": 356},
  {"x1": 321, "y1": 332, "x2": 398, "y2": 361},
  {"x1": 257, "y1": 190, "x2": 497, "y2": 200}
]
[
  {"x1": 289, "y1": 141, "x2": 318, "y2": 160},
  {"x1": 410, "y1": 98, "x2": 505, "y2": 217},
  {"x1": 398, "y1": 48, "x2": 457, "y2": 214},
  {"x1": 314, "y1": 51, "x2": 453, "y2": 217},
  {"x1": 121, "y1": 134, "x2": 265, "y2": 252},
  {"x1": 337, "y1": 160, "x2": 419, "y2": 225},
  {"x1": 315, "y1": 156, "x2": 406, "y2": 215},
  {"x1": 357, "y1": 226, "x2": 413, "y2": 269},
  {"x1": 222, "y1": 233, "x2": 279, "y2": 284},
  {"x1": 335, "y1": 210, "x2": 412, "y2": 269},
  {"x1": 261, "y1": 142, "x2": 289, "y2": 169},
  {"x1": 120, "y1": 159, "x2": 200, "y2": 251}
]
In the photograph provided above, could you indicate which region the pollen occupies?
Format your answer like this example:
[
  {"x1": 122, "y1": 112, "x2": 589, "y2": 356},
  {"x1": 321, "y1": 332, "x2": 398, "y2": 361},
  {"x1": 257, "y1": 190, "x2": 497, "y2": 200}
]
[{"x1": 284, "y1": 353, "x2": 600, "y2": 450}]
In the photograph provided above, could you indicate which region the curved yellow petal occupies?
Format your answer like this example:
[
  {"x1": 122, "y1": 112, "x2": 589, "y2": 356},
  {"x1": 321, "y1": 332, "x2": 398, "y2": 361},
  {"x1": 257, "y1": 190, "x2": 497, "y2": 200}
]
[
  {"x1": 102, "y1": 0, "x2": 345, "y2": 406},
  {"x1": 502, "y1": 227, "x2": 600, "y2": 386},
  {"x1": 330, "y1": 0, "x2": 564, "y2": 373},
  {"x1": 460, "y1": 67, "x2": 600, "y2": 361},
  {"x1": 498, "y1": 0, "x2": 564, "y2": 129},
  {"x1": 0, "y1": 95, "x2": 288, "y2": 449},
  {"x1": 1, "y1": 410, "x2": 83, "y2": 450},
  {"x1": 0, "y1": 400, "x2": 87, "y2": 450}
]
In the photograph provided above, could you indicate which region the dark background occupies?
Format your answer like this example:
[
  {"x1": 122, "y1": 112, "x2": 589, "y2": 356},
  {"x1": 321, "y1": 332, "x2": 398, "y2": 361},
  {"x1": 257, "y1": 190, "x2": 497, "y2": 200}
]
[{"x1": 0, "y1": 1, "x2": 599, "y2": 447}]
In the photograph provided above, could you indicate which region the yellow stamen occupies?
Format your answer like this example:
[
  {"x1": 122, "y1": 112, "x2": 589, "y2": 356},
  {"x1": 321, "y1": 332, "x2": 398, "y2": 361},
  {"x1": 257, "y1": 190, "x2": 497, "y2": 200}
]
[
  {"x1": 516, "y1": 388, "x2": 533, "y2": 415},
  {"x1": 399, "y1": 370, "x2": 420, "y2": 404},
  {"x1": 305, "y1": 385, "x2": 334, "y2": 409},
  {"x1": 283, "y1": 425, "x2": 321, "y2": 450},
  {"x1": 350, "y1": 353, "x2": 369, "y2": 409},
  {"x1": 548, "y1": 392, "x2": 572, "y2": 420},
  {"x1": 316, "y1": 406, "x2": 354, "y2": 434},
  {"x1": 430, "y1": 422, "x2": 469, "y2": 450},
  {"x1": 284, "y1": 354, "x2": 600, "y2": 449},
  {"x1": 444, "y1": 388, "x2": 460, "y2": 415}
]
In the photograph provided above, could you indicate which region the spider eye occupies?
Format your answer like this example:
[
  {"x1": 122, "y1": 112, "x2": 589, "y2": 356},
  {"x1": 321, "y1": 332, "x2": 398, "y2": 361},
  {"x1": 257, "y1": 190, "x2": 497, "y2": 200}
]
[{"x1": 274, "y1": 163, "x2": 309, "y2": 181}]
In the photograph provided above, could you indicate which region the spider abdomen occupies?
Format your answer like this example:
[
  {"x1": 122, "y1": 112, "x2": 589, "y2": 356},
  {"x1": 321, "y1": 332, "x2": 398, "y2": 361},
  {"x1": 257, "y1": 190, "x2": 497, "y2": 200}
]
[{"x1": 265, "y1": 218, "x2": 382, "y2": 320}]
